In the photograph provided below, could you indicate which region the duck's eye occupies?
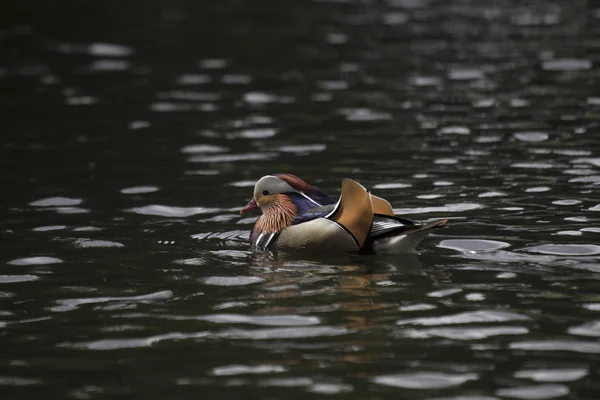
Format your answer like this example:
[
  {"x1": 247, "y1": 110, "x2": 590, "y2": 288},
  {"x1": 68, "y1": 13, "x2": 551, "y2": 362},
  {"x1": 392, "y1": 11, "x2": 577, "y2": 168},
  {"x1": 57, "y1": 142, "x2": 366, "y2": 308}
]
[{"x1": 262, "y1": 190, "x2": 269, "y2": 196}]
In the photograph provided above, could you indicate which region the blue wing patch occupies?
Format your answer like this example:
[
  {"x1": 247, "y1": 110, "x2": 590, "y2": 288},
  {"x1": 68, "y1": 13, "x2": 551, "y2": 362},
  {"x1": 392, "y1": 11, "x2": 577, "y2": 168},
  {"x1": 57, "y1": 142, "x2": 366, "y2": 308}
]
[{"x1": 292, "y1": 204, "x2": 336, "y2": 225}]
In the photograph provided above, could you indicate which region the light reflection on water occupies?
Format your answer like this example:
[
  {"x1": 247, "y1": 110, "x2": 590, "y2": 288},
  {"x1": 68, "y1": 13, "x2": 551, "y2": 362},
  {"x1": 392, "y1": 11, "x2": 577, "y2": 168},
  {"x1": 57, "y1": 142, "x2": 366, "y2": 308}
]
[{"x1": 2, "y1": 0, "x2": 600, "y2": 398}]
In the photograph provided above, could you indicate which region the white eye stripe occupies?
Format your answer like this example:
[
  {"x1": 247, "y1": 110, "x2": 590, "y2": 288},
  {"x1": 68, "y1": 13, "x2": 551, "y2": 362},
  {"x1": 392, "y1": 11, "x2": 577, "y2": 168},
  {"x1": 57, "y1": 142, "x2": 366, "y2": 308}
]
[{"x1": 254, "y1": 176, "x2": 296, "y2": 199}]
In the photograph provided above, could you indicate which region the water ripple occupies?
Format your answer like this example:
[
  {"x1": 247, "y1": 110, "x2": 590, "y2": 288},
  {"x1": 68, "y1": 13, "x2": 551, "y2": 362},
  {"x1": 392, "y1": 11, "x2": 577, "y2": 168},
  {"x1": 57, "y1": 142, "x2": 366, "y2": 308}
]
[
  {"x1": 373, "y1": 372, "x2": 478, "y2": 389},
  {"x1": 120, "y1": 186, "x2": 159, "y2": 194},
  {"x1": 439, "y1": 239, "x2": 510, "y2": 252},
  {"x1": 510, "y1": 340, "x2": 600, "y2": 354},
  {"x1": 196, "y1": 314, "x2": 320, "y2": 326},
  {"x1": 33, "y1": 225, "x2": 67, "y2": 232},
  {"x1": 7, "y1": 257, "x2": 63, "y2": 266},
  {"x1": 496, "y1": 383, "x2": 569, "y2": 399},
  {"x1": 217, "y1": 326, "x2": 349, "y2": 340},
  {"x1": 277, "y1": 144, "x2": 326, "y2": 154},
  {"x1": 542, "y1": 58, "x2": 592, "y2": 71},
  {"x1": 202, "y1": 277, "x2": 265, "y2": 286},
  {"x1": 60, "y1": 331, "x2": 210, "y2": 350},
  {"x1": 338, "y1": 108, "x2": 392, "y2": 121},
  {"x1": 397, "y1": 310, "x2": 529, "y2": 326},
  {"x1": 73, "y1": 239, "x2": 124, "y2": 248},
  {"x1": 260, "y1": 377, "x2": 313, "y2": 387},
  {"x1": 50, "y1": 290, "x2": 173, "y2": 312},
  {"x1": 188, "y1": 153, "x2": 277, "y2": 163},
  {"x1": 0, "y1": 275, "x2": 40, "y2": 283},
  {"x1": 309, "y1": 382, "x2": 353, "y2": 394},
  {"x1": 568, "y1": 320, "x2": 600, "y2": 337},
  {"x1": 400, "y1": 326, "x2": 528, "y2": 340},
  {"x1": 126, "y1": 205, "x2": 220, "y2": 217},
  {"x1": 0, "y1": 376, "x2": 43, "y2": 386},
  {"x1": 211, "y1": 364, "x2": 286, "y2": 376},
  {"x1": 514, "y1": 368, "x2": 588, "y2": 383},
  {"x1": 514, "y1": 132, "x2": 549, "y2": 142},
  {"x1": 29, "y1": 197, "x2": 82, "y2": 207},
  {"x1": 526, "y1": 244, "x2": 600, "y2": 256},
  {"x1": 394, "y1": 203, "x2": 483, "y2": 215}
]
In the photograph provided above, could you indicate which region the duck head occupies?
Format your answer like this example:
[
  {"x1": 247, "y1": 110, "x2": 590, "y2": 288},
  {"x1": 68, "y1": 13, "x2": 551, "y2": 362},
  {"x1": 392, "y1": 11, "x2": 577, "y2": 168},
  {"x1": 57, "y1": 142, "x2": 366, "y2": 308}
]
[{"x1": 240, "y1": 173, "x2": 334, "y2": 215}]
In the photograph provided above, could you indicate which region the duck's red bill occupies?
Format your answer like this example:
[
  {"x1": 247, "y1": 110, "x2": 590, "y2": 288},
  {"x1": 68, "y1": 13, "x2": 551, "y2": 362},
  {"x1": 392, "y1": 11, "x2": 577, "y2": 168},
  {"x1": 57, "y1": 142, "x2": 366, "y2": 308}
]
[{"x1": 240, "y1": 199, "x2": 259, "y2": 214}]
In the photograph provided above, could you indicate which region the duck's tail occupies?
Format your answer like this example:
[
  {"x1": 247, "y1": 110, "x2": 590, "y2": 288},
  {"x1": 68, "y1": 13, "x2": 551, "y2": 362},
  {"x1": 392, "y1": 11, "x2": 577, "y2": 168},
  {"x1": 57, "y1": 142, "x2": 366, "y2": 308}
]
[{"x1": 369, "y1": 219, "x2": 447, "y2": 255}]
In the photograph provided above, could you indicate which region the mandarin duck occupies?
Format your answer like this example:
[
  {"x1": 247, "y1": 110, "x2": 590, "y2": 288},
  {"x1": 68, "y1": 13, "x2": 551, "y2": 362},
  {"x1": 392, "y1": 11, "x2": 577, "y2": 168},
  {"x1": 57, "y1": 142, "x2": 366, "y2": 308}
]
[{"x1": 240, "y1": 174, "x2": 447, "y2": 254}]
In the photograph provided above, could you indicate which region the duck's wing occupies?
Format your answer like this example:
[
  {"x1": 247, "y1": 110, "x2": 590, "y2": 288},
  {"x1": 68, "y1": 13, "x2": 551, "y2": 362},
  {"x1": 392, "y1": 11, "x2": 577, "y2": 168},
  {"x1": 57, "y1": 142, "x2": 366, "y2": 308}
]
[
  {"x1": 368, "y1": 214, "x2": 417, "y2": 239},
  {"x1": 365, "y1": 218, "x2": 448, "y2": 254},
  {"x1": 292, "y1": 204, "x2": 335, "y2": 225},
  {"x1": 371, "y1": 195, "x2": 394, "y2": 216},
  {"x1": 276, "y1": 179, "x2": 374, "y2": 251},
  {"x1": 273, "y1": 173, "x2": 336, "y2": 206},
  {"x1": 325, "y1": 178, "x2": 374, "y2": 248}
]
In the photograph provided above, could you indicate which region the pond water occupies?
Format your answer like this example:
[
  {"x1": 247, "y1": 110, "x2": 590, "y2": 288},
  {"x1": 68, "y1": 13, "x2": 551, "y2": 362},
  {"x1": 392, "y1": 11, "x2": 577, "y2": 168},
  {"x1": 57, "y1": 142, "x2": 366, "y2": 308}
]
[{"x1": 2, "y1": 0, "x2": 600, "y2": 399}]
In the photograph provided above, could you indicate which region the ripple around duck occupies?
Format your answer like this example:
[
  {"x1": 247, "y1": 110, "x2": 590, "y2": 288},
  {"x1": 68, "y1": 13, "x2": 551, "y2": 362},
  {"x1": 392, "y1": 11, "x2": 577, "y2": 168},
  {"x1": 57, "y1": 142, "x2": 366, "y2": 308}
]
[
  {"x1": 191, "y1": 231, "x2": 249, "y2": 241},
  {"x1": 373, "y1": 372, "x2": 478, "y2": 389},
  {"x1": 438, "y1": 239, "x2": 510, "y2": 252}
]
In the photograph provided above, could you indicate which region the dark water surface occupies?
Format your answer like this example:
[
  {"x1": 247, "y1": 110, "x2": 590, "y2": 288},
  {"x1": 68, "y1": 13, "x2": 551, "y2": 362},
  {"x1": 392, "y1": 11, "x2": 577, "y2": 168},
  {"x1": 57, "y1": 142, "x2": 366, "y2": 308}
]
[{"x1": 3, "y1": 0, "x2": 600, "y2": 398}]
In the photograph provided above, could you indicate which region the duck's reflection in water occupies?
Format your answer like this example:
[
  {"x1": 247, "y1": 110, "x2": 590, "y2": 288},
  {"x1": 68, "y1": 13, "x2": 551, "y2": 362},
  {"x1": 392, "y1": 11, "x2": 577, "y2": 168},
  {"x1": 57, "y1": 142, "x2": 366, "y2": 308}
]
[{"x1": 247, "y1": 251, "x2": 425, "y2": 331}]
